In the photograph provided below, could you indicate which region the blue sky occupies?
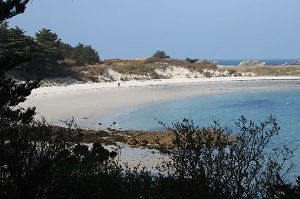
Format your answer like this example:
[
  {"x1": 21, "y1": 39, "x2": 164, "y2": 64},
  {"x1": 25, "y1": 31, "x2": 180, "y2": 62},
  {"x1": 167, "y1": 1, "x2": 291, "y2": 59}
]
[{"x1": 8, "y1": 0, "x2": 300, "y2": 59}]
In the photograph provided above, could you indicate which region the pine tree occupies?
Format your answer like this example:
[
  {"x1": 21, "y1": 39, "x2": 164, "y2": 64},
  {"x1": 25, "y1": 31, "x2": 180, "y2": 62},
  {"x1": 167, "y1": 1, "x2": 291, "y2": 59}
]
[
  {"x1": 152, "y1": 50, "x2": 170, "y2": 59},
  {"x1": 59, "y1": 42, "x2": 74, "y2": 60},
  {"x1": 35, "y1": 28, "x2": 63, "y2": 63},
  {"x1": 0, "y1": 23, "x2": 36, "y2": 75},
  {"x1": 72, "y1": 43, "x2": 100, "y2": 65}
]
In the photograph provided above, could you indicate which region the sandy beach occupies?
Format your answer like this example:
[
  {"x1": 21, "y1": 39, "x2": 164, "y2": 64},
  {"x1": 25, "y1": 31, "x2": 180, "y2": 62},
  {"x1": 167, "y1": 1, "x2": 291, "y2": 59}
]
[{"x1": 20, "y1": 76, "x2": 300, "y2": 128}]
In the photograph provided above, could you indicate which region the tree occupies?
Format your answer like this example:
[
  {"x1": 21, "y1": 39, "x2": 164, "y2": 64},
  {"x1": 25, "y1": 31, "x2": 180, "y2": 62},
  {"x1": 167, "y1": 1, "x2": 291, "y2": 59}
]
[
  {"x1": 0, "y1": 0, "x2": 30, "y2": 22},
  {"x1": 186, "y1": 57, "x2": 199, "y2": 63},
  {"x1": 0, "y1": 22, "x2": 39, "y2": 124},
  {"x1": 35, "y1": 28, "x2": 63, "y2": 62},
  {"x1": 59, "y1": 42, "x2": 74, "y2": 60},
  {"x1": 36, "y1": 28, "x2": 60, "y2": 45},
  {"x1": 0, "y1": 23, "x2": 36, "y2": 75},
  {"x1": 72, "y1": 43, "x2": 100, "y2": 65},
  {"x1": 152, "y1": 50, "x2": 170, "y2": 59}
]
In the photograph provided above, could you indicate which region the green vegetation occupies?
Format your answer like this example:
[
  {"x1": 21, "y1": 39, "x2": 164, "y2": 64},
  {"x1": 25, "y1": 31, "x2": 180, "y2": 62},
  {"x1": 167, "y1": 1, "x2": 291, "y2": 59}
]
[
  {"x1": 228, "y1": 66, "x2": 300, "y2": 76},
  {"x1": 0, "y1": 22, "x2": 36, "y2": 74},
  {"x1": 105, "y1": 59, "x2": 166, "y2": 79},
  {"x1": 35, "y1": 28, "x2": 63, "y2": 63},
  {"x1": 105, "y1": 58, "x2": 217, "y2": 79},
  {"x1": 158, "y1": 117, "x2": 296, "y2": 198},
  {"x1": 0, "y1": 0, "x2": 29, "y2": 21},
  {"x1": 0, "y1": 23, "x2": 100, "y2": 80},
  {"x1": 152, "y1": 50, "x2": 170, "y2": 59},
  {"x1": 72, "y1": 43, "x2": 100, "y2": 65},
  {"x1": 186, "y1": 57, "x2": 199, "y2": 63}
]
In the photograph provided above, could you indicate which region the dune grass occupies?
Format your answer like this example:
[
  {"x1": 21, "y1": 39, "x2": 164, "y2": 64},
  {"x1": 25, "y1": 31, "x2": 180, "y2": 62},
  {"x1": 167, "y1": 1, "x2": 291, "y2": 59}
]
[
  {"x1": 223, "y1": 65, "x2": 300, "y2": 76},
  {"x1": 104, "y1": 59, "x2": 217, "y2": 77}
]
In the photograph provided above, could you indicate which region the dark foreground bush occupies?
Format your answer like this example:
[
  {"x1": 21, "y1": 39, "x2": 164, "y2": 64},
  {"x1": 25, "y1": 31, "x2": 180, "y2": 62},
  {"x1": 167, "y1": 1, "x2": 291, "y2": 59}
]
[
  {"x1": 158, "y1": 117, "x2": 297, "y2": 199},
  {"x1": 1, "y1": 115, "x2": 300, "y2": 198},
  {"x1": 0, "y1": 118, "x2": 121, "y2": 198}
]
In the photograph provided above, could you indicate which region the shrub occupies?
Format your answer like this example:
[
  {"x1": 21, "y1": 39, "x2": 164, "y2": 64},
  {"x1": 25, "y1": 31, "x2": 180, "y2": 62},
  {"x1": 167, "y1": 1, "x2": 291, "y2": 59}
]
[
  {"x1": 152, "y1": 50, "x2": 170, "y2": 59},
  {"x1": 186, "y1": 58, "x2": 199, "y2": 63},
  {"x1": 158, "y1": 116, "x2": 294, "y2": 199}
]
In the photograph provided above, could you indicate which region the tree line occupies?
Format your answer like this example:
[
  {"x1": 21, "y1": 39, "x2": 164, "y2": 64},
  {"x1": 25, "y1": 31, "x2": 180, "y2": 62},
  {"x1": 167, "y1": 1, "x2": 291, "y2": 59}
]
[{"x1": 0, "y1": 23, "x2": 100, "y2": 69}]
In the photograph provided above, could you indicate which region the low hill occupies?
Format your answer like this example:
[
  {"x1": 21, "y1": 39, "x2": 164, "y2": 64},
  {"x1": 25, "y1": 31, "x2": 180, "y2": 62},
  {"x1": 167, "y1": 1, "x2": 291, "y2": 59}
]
[{"x1": 7, "y1": 58, "x2": 300, "y2": 86}]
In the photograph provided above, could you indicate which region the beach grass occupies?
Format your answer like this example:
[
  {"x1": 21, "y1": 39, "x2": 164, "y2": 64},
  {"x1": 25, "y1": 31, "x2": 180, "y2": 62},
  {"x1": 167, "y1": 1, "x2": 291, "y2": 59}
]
[{"x1": 222, "y1": 65, "x2": 300, "y2": 76}]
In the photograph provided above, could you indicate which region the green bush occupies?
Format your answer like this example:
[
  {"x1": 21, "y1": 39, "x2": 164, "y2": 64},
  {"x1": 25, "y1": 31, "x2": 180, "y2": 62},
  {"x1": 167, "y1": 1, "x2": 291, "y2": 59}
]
[
  {"x1": 158, "y1": 116, "x2": 295, "y2": 199},
  {"x1": 152, "y1": 50, "x2": 170, "y2": 59},
  {"x1": 186, "y1": 58, "x2": 199, "y2": 63}
]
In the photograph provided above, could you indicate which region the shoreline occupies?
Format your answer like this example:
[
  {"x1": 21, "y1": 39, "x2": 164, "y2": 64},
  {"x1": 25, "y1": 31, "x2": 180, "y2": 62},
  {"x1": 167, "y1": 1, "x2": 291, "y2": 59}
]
[
  {"x1": 21, "y1": 76, "x2": 300, "y2": 129},
  {"x1": 31, "y1": 76, "x2": 300, "y2": 96}
]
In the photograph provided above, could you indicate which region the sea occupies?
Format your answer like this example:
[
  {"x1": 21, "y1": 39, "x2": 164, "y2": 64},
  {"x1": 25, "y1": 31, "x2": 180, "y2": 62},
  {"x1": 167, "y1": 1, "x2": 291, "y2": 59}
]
[{"x1": 103, "y1": 88, "x2": 300, "y2": 180}]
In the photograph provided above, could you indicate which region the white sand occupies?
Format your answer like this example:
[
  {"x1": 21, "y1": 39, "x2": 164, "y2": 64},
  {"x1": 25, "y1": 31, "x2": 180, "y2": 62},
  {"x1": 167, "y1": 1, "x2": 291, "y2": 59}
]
[{"x1": 21, "y1": 76, "x2": 300, "y2": 127}]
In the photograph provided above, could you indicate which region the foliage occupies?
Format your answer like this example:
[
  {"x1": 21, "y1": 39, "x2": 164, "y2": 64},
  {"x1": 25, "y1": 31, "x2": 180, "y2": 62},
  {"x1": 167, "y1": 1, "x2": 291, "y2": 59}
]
[
  {"x1": 152, "y1": 50, "x2": 170, "y2": 59},
  {"x1": 0, "y1": 118, "x2": 120, "y2": 198},
  {"x1": 0, "y1": 22, "x2": 36, "y2": 75},
  {"x1": 1, "y1": 24, "x2": 101, "y2": 77},
  {"x1": 35, "y1": 28, "x2": 63, "y2": 63},
  {"x1": 186, "y1": 57, "x2": 199, "y2": 63},
  {"x1": 72, "y1": 43, "x2": 100, "y2": 65},
  {"x1": 230, "y1": 65, "x2": 300, "y2": 76},
  {"x1": 0, "y1": 77, "x2": 39, "y2": 123},
  {"x1": 59, "y1": 42, "x2": 74, "y2": 60},
  {"x1": 158, "y1": 116, "x2": 295, "y2": 199},
  {"x1": 108, "y1": 60, "x2": 165, "y2": 78},
  {"x1": 106, "y1": 58, "x2": 217, "y2": 80},
  {"x1": 1, "y1": 59, "x2": 117, "y2": 198},
  {"x1": 0, "y1": 0, "x2": 29, "y2": 21}
]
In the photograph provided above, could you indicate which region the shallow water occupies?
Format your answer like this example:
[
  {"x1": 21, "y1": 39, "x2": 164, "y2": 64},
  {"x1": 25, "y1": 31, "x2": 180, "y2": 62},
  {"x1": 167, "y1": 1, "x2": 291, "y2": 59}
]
[{"x1": 102, "y1": 88, "x2": 300, "y2": 179}]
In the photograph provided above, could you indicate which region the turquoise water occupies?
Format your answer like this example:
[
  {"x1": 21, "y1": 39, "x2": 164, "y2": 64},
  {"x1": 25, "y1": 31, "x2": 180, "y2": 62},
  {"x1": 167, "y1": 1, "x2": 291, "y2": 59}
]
[{"x1": 106, "y1": 89, "x2": 300, "y2": 178}]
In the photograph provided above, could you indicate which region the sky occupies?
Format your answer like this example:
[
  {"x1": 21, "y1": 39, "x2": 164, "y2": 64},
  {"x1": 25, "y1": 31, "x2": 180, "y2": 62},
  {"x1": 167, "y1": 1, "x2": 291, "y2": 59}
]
[{"x1": 8, "y1": 0, "x2": 300, "y2": 60}]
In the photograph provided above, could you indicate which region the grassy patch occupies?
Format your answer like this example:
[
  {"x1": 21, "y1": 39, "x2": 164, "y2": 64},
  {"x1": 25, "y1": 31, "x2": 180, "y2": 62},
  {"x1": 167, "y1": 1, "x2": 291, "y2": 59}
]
[
  {"x1": 224, "y1": 65, "x2": 300, "y2": 76},
  {"x1": 105, "y1": 58, "x2": 217, "y2": 77}
]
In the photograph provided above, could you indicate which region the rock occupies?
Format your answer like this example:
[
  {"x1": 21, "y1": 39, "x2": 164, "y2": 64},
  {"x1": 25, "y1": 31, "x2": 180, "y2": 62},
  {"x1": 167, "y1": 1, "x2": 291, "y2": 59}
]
[
  {"x1": 291, "y1": 60, "x2": 300, "y2": 65},
  {"x1": 239, "y1": 60, "x2": 266, "y2": 66}
]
